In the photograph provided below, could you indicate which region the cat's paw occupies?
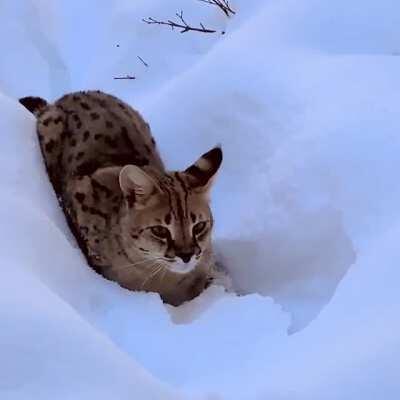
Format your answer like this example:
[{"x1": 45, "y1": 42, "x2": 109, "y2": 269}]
[{"x1": 210, "y1": 262, "x2": 234, "y2": 292}]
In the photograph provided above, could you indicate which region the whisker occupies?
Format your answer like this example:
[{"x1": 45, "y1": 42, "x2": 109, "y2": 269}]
[
  {"x1": 115, "y1": 257, "x2": 164, "y2": 272},
  {"x1": 141, "y1": 263, "x2": 164, "y2": 290}
]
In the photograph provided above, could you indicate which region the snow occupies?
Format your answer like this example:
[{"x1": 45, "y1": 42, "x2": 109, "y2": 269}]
[{"x1": 1, "y1": 0, "x2": 400, "y2": 399}]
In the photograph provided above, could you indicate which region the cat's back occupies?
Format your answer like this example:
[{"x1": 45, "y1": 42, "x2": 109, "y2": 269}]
[{"x1": 39, "y1": 90, "x2": 164, "y2": 182}]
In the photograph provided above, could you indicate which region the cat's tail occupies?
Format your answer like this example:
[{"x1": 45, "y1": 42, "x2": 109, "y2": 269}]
[{"x1": 19, "y1": 96, "x2": 48, "y2": 117}]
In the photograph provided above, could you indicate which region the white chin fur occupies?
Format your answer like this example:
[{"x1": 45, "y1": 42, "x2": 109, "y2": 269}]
[{"x1": 168, "y1": 258, "x2": 197, "y2": 274}]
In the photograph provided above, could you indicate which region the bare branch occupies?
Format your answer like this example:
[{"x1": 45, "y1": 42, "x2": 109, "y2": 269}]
[
  {"x1": 113, "y1": 75, "x2": 136, "y2": 80},
  {"x1": 142, "y1": 11, "x2": 217, "y2": 34},
  {"x1": 198, "y1": 0, "x2": 236, "y2": 17},
  {"x1": 137, "y1": 55, "x2": 149, "y2": 67}
]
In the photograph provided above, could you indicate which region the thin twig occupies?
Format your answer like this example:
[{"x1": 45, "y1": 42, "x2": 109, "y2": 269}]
[
  {"x1": 198, "y1": 0, "x2": 236, "y2": 17},
  {"x1": 137, "y1": 55, "x2": 149, "y2": 67},
  {"x1": 113, "y1": 75, "x2": 136, "y2": 80},
  {"x1": 143, "y1": 10, "x2": 217, "y2": 34}
]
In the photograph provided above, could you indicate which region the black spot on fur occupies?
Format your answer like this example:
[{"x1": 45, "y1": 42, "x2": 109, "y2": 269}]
[
  {"x1": 94, "y1": 134, "x2": 103, "y2": 141},
  {"x1": 90, "y1": 112, "x2": 100, "y2": 120},
  {"x1": 64, "y1": 129, "x2": 72, "y2": 139},
  {"x1": 72, "y1": 114, "x2": 82, "y2": 128},
  {"x1": 70, "y1": 139, "x2": 77, "y2": 147},
  {"x1": 76, "y1": 152, "x2": 85, "y2": 161},
  {"x1": 105, "y1": 120, "x2": 113, "y2": 128},
  {"x1": 92, "y1": 179, "x2": 112, "y2": 198},
  {"x1": 89, "y1": 207, "x2": 107, "y2": 219},
  {"x1": 83, "y1": 130, "x2": 90, "y2": 142},
  {"x1": 54, "y1": 116, "x2": 63, "y2": 124},
  {"x1": 45, "y1": 139, "x2": 56, "y2": 153},
  {"x1": 43, "y1": 117, "x2": 53, "y2": 126},
  {"x1": 126, "y1": 191, "x2": 135, "y2": 208},
  {"x1": 75, "y1": 160, "x2": 98, "y2": 176},
  {"x1": 74, "y1": 192, "x2": 86, "y2": 204},
  {"x1": 104, "y1": 136, "x2": 118, "y2": 149},
  {"x1": 80, "y1": 102, "x2": 90, "y2": 110}
]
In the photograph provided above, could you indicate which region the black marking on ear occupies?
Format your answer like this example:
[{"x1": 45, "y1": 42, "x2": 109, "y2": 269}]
[
  {"x1": 186, "y1": 147, "x2": 223, "y2": 187},
  {"x1": 190, "y1": 212, "x2": 197, "y2": 223},
  {"x1": 164, "y1": 213, "x2": 172, "y2": 225},
  {"x1": 19, "y1": 96, "x2": 48, "y2": 115}
]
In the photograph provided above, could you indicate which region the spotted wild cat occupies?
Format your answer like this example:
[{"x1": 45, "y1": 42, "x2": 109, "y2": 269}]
[{"x1": 19, "y1": 90, "x2": 225, "y2": 306}]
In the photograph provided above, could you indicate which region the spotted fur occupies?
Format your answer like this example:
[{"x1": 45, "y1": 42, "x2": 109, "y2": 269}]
[{"x1": 20, "y1": 90, "x2": 224, "y2": 306}]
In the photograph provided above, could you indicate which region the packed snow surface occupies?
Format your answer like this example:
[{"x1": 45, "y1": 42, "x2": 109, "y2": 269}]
[{"x1": 0, "y1": 0, "x2": 399, "y2": 399}]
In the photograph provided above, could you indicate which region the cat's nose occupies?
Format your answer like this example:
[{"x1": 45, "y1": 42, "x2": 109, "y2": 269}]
[{"x1": 176, "y1": 252, "x2": 193, "y2": 263}]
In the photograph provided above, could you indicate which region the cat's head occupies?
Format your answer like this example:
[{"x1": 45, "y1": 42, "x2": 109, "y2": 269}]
[{"x1": 119, "y1": 147, "x2": 222, "y2": 274}]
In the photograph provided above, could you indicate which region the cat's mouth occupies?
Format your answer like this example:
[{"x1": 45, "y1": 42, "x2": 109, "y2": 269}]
[{"x1": 167, "y1": 258, "x2": 198, "y2": 274}]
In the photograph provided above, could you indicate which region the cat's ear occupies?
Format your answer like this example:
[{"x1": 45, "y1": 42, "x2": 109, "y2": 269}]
[
  {"x1": 119, "y1": 165, "x2": 160, "y2": 208},
  {"x1": 185, "y1": 146, "x2": 223, "y2": 193}
]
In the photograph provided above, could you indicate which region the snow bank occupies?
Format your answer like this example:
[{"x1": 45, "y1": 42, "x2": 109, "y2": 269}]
[{"x1": 1, "y1": 0, "x2": 400, "y2": 399}]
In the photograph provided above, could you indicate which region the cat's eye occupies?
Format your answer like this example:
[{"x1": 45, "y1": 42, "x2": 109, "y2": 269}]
[
  {"x1": 193, "y1": 221, "x2": 207, "y2": 236},
  {"x1": 150, "y1": 225, "x2": 170, "y2": 239}
]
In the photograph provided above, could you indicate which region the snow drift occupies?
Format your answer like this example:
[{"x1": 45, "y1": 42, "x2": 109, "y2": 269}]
[{"x1": 0, "y1": 0, "x2": 399, "y2": 399}]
